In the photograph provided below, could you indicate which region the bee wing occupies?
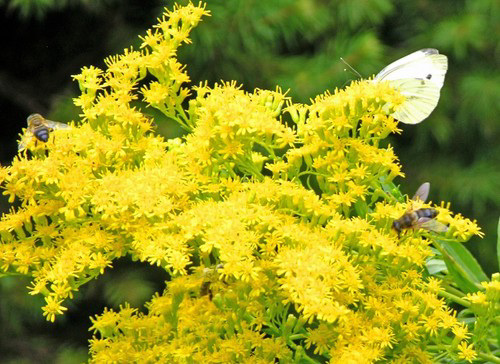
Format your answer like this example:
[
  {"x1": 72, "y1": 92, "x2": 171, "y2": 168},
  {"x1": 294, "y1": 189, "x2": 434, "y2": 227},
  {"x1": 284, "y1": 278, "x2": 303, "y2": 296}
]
[
  {"x1": 412, "y1": 182, "x2": 430, "y2": 202},
  {"x1": 45, "y1": 120, "x2": 71, "y2": 130},
  {"x1": 417, "y1": 217, "x2": 449, "y2": 233}
]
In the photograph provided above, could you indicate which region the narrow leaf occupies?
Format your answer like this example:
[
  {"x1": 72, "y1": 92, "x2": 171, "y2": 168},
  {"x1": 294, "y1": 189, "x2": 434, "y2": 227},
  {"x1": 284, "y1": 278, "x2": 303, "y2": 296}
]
[{"x1": 435, "y1": 239, "x2": 489, "y2": 293}]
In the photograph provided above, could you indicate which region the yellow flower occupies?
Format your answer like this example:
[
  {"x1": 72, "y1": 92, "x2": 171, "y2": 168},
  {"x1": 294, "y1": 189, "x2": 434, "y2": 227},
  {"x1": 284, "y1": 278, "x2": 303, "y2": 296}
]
[
  {"x1": 219, "y1": 139, "x2": 244, "y2": 159},
  {"x1": 466, "y1": 291, "x2": 487, "y2": 305},
  {"x1": 72, "y1": 65, "x2": 103, "y2": 92},
  {"x1": 364, "y1": 326, "x2": 396, "y2": 349},
  {"x1": 349, "y1": 163, "x2": 370, "y2": 180},
  {"x1": 420, "y1": 312, "x2": 441, "y2": 337},
  {"x1": 401, "y1": 321, "x2": 423, "y2": 342},
  {"x1": 89, "y1": 307, "x2": 121, "y2": 336},
  {"x1": 326, "y1": 190, "x2": 357, "y2": 207},
  {"x1": 437, "y1": 307, "x2": 457, "y2": 330},
  {"x1": 425, "y1": 277, "x2": 442, "y2": 293},
  {"x1": 42, "y1": 295, "x2": 68, "y2": 322},
  {"x1": 457, "y1": 341, "x2": 477, "y2": 363},
  {"x1": 139, "y1": 29, "x2": 162, "y2": 49},
  {"x1": 452, "y1": 322, "x2": 471, "y2": 341},
  {"x1": 396, "y1": 345, "x2": 433, "y2": 364},
  {"x1": 305, "y1": 323, "x2": 334, "y2": 354},
  {"x1": 346, "y1": 180, "x2": 367, "y2": 200},
  {"x1": 89, "y1": 252, "x2": 113, "y2": 274},
  {"x1": 260, "y1": 336, "x2": 292, "y2": 361},
  {"x1": 141, "y1": 81, "x2": 171, "y2": 106}
]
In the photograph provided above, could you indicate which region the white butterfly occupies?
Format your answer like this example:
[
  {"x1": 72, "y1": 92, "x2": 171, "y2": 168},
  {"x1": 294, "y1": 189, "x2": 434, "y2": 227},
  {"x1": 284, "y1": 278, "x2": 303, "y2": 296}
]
[{"x1": 373, "y1": 48, "x2": 448, "y2": 125}]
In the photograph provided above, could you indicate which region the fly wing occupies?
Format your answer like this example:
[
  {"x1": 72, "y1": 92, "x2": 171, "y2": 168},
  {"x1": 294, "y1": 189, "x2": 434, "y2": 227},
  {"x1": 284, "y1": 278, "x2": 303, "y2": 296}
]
[
  {"x1": 412, "y1": 182, "x2": 430, "y2": 202},
  {"x1": 418, "y1": 218, "x2": 449, "y2": 233}
]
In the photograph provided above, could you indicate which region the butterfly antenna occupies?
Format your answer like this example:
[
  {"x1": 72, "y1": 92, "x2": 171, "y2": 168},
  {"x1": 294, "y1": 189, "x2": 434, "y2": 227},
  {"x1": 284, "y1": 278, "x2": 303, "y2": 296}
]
[{"x1": 340, "y1": 57, "x2": 362, "y2": 79}]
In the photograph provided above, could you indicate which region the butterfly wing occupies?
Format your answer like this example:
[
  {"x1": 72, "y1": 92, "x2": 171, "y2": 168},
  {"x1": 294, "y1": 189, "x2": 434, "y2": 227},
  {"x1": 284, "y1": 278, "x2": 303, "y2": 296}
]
[
  {"x1": 387, "y1": 78, "x2": 442, "y2": 125},
  {"x1": 374, "y1": 49, "x2": 448, "y2": 124},
  {"x1": 374, "y1": 49, "x2": 448, "y2": 87}
]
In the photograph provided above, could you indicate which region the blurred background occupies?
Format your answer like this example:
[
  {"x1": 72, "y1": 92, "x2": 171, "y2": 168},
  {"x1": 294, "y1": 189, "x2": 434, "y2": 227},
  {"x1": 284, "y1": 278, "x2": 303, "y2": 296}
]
[{"x1": 0, "y1": 0, "x2": 498, "y2": 361}]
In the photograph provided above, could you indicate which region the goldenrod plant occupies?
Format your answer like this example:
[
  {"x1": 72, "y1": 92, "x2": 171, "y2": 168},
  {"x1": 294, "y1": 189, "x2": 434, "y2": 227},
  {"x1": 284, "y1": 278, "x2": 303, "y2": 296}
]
[{"x1": 0, "y1": 2, "x2": 498, "y2": 363}]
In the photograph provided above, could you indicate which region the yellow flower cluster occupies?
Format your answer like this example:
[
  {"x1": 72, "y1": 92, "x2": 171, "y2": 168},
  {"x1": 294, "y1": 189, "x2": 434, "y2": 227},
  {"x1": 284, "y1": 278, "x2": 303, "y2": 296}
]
[
  {"x1": 459, "y1": 274, "x2": 500, "y2": 362},
  {"x1": 0, "y1": 2, "x2": 487, "y2": 363},
  {"x1": 285, "y1": 81, "x2": 405, "y2": 218}
]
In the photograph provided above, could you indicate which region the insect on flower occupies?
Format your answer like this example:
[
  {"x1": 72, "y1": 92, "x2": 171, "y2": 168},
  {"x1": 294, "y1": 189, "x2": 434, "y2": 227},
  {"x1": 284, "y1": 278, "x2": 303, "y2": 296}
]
[
  {"x1": 200, "y1": 264, "x2": 224, "y2": 300},
  {"x1": 393, "y1": 182, "x2": 448, "y2": 237},
  {"x1": 18, "y1": 113, "x2": 71, "y2": 151}
]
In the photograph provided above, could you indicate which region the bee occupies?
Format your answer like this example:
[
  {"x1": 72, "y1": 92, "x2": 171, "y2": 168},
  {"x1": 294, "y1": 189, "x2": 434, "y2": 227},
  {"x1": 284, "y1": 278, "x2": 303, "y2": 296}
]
[
  {"x1": 200, "y1": 264, "x2": 224, "y2": 300},
  {"x1": 18, "y1": 113, "x2": 71, "y2": 151},
  {"x1": 393, "y1": 182, "x2": 448, "y2": 237}
]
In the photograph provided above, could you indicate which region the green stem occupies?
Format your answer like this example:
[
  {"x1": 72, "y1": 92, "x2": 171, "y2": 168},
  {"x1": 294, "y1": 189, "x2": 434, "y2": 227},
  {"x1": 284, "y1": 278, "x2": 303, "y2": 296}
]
[
  {"x1": 237, "y1": 157, "x2": 264, "y2": 180},
  {"x1": 296, "y1": 170, "x2": 329, "y2": 179},
  {"x1": 438, "y1": 290, "x2": 471, "y2": 308},
  {"x1": 301, "y1": 357, "x2": 320, "y2": 364},
  {"x1": 289, "y1": 334, "x2": 307, "y2": 340},
  {"x1": 442, "y1": 284, "x2": 466, "y2": 298},
  {"x1": 368, "y1": 182, "x2": 398, "y2": 204},
  {"x1": 175, "y1": 104, "x2": 191, "y2": 130},
  {"x1": 252, "y1": 140, "x2": 277, "y2": 160},
  {"x1": 477, "y1": 352, "x2": 500, "y2": 363}
]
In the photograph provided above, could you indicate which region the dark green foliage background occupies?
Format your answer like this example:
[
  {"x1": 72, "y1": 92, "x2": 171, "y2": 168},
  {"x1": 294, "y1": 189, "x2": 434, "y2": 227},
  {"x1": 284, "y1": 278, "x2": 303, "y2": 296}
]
[{"x1": 0, "y1": 0, "x2": 498, "y2": 362}]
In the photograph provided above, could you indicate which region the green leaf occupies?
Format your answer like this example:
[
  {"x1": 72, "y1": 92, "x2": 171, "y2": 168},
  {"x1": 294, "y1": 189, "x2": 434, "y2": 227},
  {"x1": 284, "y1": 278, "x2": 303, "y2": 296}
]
[
  {"x1": 426, "y1": 258, "x2": 448, "y2": 275},
  {"x1": 435, "y1": 239, "x2": 489, "y2": 293},
  {"x1": 354, "y1": 199, "x2": 368, "y2": 218}
]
